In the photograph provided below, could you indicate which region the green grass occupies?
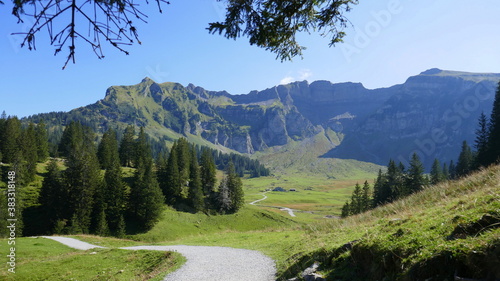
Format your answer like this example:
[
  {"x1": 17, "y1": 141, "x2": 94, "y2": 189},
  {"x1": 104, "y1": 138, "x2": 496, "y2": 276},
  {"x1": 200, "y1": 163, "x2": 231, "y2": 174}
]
[
  {"x1": 253, "y1": 131, "x2": 382, "y2": 179},
  {"x1": 0, "y1": 237, "x2": 185, "y2": 281},
  {"x1": 141, "y1": 165, "x2": 500, "y2": 280},
  {"x1": 130, "y1": 204, "x2": 297, "y2": 243},
  {"x1": 10, "y1": 165, "x2": 499, "y2": 280},
  {"x1": 243, "y1": 173, "x2": 375, "y2": 220}
]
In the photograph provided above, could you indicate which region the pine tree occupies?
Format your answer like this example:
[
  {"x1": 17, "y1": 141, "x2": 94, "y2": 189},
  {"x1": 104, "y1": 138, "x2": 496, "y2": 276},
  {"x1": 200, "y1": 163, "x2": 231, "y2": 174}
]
[
  {"x1": 430, "y1": 158, "x2": 443, "y2": 185},
  {"x1": 39, "y1": 159, "x2": 66, "y2": 233},
  {"x1": 21, "y1": 122, "x2": 38, "y2": 183},
  {"x1": 102, "y1": 144, "x2": 127, "y2": 234},
  {"x1": 406, "y1": 153, "x2": 426, "y2": 195},
  {"x1": 35, "y1": 119, "x2": 50, "y2": 162},
  {"x1": 360, "y1": 181, "x2": 371, "y2": 212},
  {"x1": 216, "y1": 177, "x2": 232, "y2": 214},
  {"x1": 119, "y1": 125, "x2": 135, "y2": 167},
  {"x1": 227, "y1": 161, "x2": 244, "y2": 213},
  {"x1": 340, "y1": 201, "x2": 350, "y2": 218},
  {"x1": 128, "y1": 128, "x2": 164, "y2": 231},
  {"x1": 175, "y1": 138, "x2": 191, "y2": 198},
  {"x1": 387, "y1": 160, "x2": 404, "y2": 199},
  {"x1": 188, "y1": 148, "x2": 204, "y2": 212},
  {"x1": 349, "y1": 183, "x2": 363, "y2": 215},
  {"x1": 485, "y1": 80, "x2": 500, "y2": 164},
  {"x1": 97, "y1": 129, "x2": 119, "y2": 169},
  {"x1": 372, "y1": 169, "x2": 388, "y2": 207},
  {"x1": 475, "y1": 112, "x2": 489, "y2": 168},
  {"x1": 2, "y1": 117, "x2": 22, "y2": 163},
  {"x1": 163, "y1": 144, "x2": 182, "y2": 205},
  {"x1": 94, "y1": 209, "x2": 110, "y2": 236},
  {"x1": 64, "y1": 123, "x2": 102, "y2": 233},
  {"x1": 442, "y1": 162, "x2": 450, "y2": 181},
  {"x1": 58, "y1": 121, "x2": 80, "y2": 158},
  {"x1": 456, "y1": 141, "x2": 474, "y2": 178},
  {"x1": 134, "y1": 127, "x2": 151, "y2": 168},
  {"x1": 200, "y1": 148, "x2": 217, "y2": 210},
  {"x1": 115, "y1": 214, "x2": 126, "y2": 238}
]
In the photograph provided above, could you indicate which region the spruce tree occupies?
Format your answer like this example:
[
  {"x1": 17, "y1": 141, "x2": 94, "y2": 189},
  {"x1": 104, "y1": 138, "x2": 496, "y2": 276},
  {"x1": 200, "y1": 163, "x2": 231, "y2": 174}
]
[
  {"x1": 128, "y1": 127, "x2": 164, "y2": 230},
  {"x1": 64, "y1": 123, "x2": 102, "y2": 233},
  {"x1": 373, "y1": 169, "x2": 389, "y2": 207},
  {"x1": 101, "y1": 138, "x2": 127, "y2": 234},
  {"x1": 349, "y1": 183, "x2": 363, "y2": 215},
  {"x1": 39, "y1": 159, "x2": 66, "y2": 233},
  {"x1": 442, "y1": 162, "x2": 450, "y2": 181},
  {"x1": 119, "y1": 125, "x2": 135, "y2": 167},
  {"x1": 163, "y1": 144, "x2": 182, "y2": 205},
  {"x1": 58, "y1": 121, "x2": 80, "y2": 158},
  {"x1": 340, "y1": 201, "x2": 350, "y2": 218},
  {"x1": 360, "y1": 181, "x2": 371, "y2": 212},
  {"x1": 486, "y1": 81, "x2": 500, "y2": 165},
  {"x1": 456, "y1": 141, "x2": 474, "y2": 178},
  {"x1": 387, "y1": 160, "x2": 404, "y2": 199},
  {"x1": 406, "y1": 153, "x2": 426, "y2": 195},
  {"x1": 227, "y1": 161, "x2": 244, "y2": 213},
  {"x1": 35, "y1": 119, "x2": 50, "y2": 162},
  {"x1": 115, "y1": 214, "x2": 126, "y2": 238},
  {"x1": 200, "y1": 148, "x2": 217, "y2": 210},
  {"x1": 21, "y1": 122, "x2": 38, "y2": 183},
  {"x1": 94, "y1": 209, "x2": 110, "y2": 236},
  {"x1": 175, "y1": 138, "x2": 191, "y2": 197},
  {"x1": 475, "y1": 112, "x2": 489, "y2": 168},
  {"x1": 2, "y1": 117, "x2": 22, "y2": 163},
  {"x1": 188, "y1": 148, "x2": 205, "y2": 212},
  {"x1": 217, "y1": 177, "x2": 232, "y2": 214},
  {"x1": 430, "y1": 158, "x2": 443, "y2": 185},
  {"x1": 134, "y1": 127, "x2": 151, "y2": 167},
  {"x1": 97, "y1": 129, "x2": 119, "y2": 169}
]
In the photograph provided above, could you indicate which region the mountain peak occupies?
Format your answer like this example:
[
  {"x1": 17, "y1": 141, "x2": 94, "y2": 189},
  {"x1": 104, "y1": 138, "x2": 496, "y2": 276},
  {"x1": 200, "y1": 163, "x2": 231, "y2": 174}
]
[
  {"x1": 420, "y1": 68, "x2": 443, "y2": 75},
  {"x1": 141, "y1": 77, "x2": 155, "y2": 83}
]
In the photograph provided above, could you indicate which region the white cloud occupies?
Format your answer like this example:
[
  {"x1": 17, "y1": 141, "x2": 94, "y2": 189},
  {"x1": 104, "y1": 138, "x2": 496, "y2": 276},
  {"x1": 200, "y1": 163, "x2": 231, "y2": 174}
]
[
  {"x1": 279, "y1": 69, "x2": 313, "y2": 85},
  {"x1": 279, "y1": 76, "x2": 295, "y2": 85}
]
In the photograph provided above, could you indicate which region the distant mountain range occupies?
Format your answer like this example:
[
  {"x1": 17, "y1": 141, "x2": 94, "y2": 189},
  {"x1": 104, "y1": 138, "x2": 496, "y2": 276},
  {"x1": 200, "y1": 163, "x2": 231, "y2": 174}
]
[{"x1": 28, "y1": 68, "x2": 500, "y2": 172}]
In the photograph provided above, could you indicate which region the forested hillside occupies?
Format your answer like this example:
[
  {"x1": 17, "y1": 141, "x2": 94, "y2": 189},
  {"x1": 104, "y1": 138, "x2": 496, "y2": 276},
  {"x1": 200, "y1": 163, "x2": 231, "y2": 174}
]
[{"x1": 0, "y1": 118, "x2": 267, "y2": 237}]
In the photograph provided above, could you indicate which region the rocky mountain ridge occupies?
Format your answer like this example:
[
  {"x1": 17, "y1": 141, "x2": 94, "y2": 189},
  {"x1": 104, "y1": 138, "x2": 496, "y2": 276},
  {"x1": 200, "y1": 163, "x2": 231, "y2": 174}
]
[{"x1": 29, "y1": 68, "x2": 500, "y2": 170}]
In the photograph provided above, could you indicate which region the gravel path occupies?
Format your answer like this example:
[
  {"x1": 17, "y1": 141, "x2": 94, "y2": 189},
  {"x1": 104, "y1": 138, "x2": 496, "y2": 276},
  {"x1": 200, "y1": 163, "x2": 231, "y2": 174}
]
[
  {"x1": 41, "y1": 236, "x2": 105, "y2": 250},
  {"x1": 250, "y1": 192, "x2": 297, "y2": 217},
  {"x1": 249, "y1": 192, "x2": 269, "y2": 205},
  {"x1": 122, "y1": 245, "x2": 276, "y2": 281},
  {"x1": 41, "y1": 236, "x2": 276, "y2": 281}
]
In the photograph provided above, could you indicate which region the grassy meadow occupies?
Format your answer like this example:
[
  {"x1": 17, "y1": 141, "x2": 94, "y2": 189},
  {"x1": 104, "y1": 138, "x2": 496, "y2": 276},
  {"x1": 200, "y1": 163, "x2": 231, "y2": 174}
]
[{"x1": 3, "y1": 160, "x2": 498, "y2": 280}]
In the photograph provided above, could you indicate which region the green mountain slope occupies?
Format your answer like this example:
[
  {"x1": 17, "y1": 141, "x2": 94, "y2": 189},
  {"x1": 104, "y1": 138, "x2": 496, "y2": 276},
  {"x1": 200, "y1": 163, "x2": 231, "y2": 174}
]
[
  {"x1": 279, "y1": 164, "x2": 500, "y2": 280},
  {"x1": 26, "y1": 69, "x2": 500, "y2": 174}
]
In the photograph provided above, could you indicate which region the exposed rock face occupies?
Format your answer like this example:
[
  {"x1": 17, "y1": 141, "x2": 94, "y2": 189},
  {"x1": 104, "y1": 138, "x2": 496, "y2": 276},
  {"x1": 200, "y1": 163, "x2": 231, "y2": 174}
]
[
  {"x1": 330, "y1": 69, "x2": 499, "y2": 167},
  {"x1": 33, "y1": 69, "x2": 500, "y2": 169}
]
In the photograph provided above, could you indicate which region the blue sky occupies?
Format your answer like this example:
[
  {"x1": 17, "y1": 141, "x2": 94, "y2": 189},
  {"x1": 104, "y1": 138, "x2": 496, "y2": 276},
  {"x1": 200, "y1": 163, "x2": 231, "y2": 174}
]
[{"x1": 1, "y1": 0, "x2": 500, "y2": 117}]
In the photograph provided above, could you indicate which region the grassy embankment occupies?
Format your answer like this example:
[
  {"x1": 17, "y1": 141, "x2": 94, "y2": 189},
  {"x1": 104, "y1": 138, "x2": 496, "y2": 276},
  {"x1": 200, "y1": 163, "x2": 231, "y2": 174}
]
[
  {"x1": 0, "y1": 237, "x2": 185, "y2": 280},
  {"x1": 123, "y1": 164, "x2": 498, "y2": 280},
  {"x1": 71, "y1": 165, "x2": 499, "y2": 280}
]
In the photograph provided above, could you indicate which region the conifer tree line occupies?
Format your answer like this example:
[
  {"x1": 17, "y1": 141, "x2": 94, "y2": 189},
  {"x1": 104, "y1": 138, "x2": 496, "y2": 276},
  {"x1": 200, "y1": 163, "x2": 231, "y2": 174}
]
[
  {"x1": 437, "y1": 81, "x2": 500, "y2": 181},
  {"x1": 341, "y1": 153, "x2": 428, "y2": 218},
  {"x1": 342, "y1": 80, "x2": 500, "y2": 218},
  {"x1": 0, "y1": 119, "x2": 247, "y2": 237},
  {"x1": 0, "y1": 113, "x2": 50, "y2": 237}
]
